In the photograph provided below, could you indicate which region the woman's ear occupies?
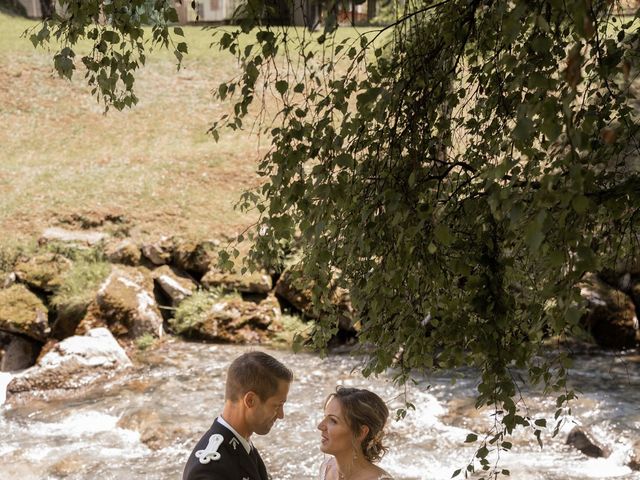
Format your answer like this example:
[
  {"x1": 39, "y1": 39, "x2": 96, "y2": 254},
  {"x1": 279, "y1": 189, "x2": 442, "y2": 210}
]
[{"x1": 358, "y1": 425, "x2": 370, "y2": 442}]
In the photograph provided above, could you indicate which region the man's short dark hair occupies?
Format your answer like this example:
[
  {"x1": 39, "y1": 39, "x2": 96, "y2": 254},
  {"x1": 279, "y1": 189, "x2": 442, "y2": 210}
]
[{"x1": 225, "y1": 351, "x2": 293, "y2": 401}]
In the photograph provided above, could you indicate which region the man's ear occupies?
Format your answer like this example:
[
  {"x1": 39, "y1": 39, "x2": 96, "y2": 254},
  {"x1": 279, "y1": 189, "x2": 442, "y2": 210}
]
[{"x1": 243, "y1": 391, "x2": 257, "y2": 408}]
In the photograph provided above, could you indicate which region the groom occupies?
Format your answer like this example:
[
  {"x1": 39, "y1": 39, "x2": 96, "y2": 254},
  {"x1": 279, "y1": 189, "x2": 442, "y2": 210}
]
[{"x1": 182, "y1": 351, "x2": 293, "y2": 480}]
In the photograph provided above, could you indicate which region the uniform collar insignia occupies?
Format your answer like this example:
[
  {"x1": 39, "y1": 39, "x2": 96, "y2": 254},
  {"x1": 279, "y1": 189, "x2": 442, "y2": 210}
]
[
  {"x1": 195, "y1": 433, "x2": 224, "y2": 464},
  {"x1": 230, "y1": 437, "x2": 240, "y2": 450}
]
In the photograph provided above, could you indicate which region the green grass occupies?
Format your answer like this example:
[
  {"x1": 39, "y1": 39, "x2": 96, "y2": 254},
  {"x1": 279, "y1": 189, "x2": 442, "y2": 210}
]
[
  {"x1": 170, "y1": 288, "x2": 240, "y2": 334},
  {"x1": 50, "y1": 258, "x2": 111, "y2": 310}
]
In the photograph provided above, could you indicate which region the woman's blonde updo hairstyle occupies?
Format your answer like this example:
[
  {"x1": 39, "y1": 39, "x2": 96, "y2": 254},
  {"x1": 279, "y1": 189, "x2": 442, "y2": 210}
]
[{"x1": 327, "y1": 386, "x2": 389, "y2": 462}]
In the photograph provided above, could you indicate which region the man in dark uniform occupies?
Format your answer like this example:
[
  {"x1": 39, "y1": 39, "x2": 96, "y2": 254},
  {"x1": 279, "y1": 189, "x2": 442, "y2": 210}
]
[{"x1": 183, "y1": 351, "x2": 293, "y2": 480}]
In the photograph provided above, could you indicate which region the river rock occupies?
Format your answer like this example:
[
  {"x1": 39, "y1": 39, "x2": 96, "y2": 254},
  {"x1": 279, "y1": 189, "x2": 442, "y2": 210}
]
[
  {"x1": 47, "y1": 454, "x2": 90, "y2": 478},
  {"x1": 0, "y1": 284, "x2": 50, "y2": 342},
  {"x1": 117, "y1": 408, "x2": 188, "y2": 450},
  {"x1": 141, "y1": 237, "x2": 173, "y2": 266},
  {"x1": 631, "y1": 276, "x2": 640, "y2": 311},
  {"x1": 275, "y1": 267, "x2": 356, "y2": 333},
  {"x1": 105, "y1": 239, "x2": 141, "y2": 266},
  {"x1": 6, "y1": 328, "x2": 131, "y2": 397},
  {"x1": 274, "y1": 267, "x2": 314, "y2": 314},
  {"x1": 177, "y1": 294, "x2": 282, "y2": 343},
  {"x1": 579, "y1": 274, "x2": 639, "y2": 349},
  {"x1": 566, "y1": 426, "x2": 610, "y2": 458},
  {"x1": 51, "y1": 301, "x2": 91, "y2": 340},
  {"x1": 0, "y1": 333, "x2": 40, "y2": 371},
  {"x1": 172, "y1": 239, "x2": 218, "y2": 276},
  {"x1": 77, "y1": 267, "x2": 163, "y2": 339},
  {"x1": 201, "y1": 268, "x2": 272, "y2": 294},
  {"x1": 14, "y1": 253, "x2": 72, "y2": 292},
  {"x1": 152, "y1": 265, "x2": 197, "y2": 306},
  {"x1": 629, "y1": 440, "x2": 640, "y2": 471}
]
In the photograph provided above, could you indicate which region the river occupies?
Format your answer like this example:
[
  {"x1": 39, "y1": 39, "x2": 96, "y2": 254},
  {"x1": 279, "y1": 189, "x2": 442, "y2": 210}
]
[{"x1": 1, "y1": 340, "x2": 639, "y2": 480}]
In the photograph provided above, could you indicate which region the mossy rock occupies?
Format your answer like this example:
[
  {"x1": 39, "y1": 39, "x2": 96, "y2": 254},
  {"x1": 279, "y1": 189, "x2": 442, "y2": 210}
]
[
  {"x1": 580, "y1": 274, "x2": 639, "y2": 349},
  {"x1": 80, "y1": 267, "x2": 163, "y2": 339},
  {"x1": 201, "y1": 268, "x2": 272, "y2": 294},
  {"x1": 0, "y1": 284, "x2": 49, "y2": 341},
  {"x1": 171, "y1": 292, "x2": 281, "y2": 344},
  {"x1": 14, "y1": 253, "x2": 72, "y2": 292},
  {"x1": 172, "y1": 239, "x2": 219, "y2": 275}
]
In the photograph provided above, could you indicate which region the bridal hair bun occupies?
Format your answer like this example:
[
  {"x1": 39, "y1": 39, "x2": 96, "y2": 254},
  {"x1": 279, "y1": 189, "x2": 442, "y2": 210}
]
[
  {"x1": 364, "y1": 429, "x2": 388, "y2": 462},
  {"x1": 328, "y1": 386, "x2": 390, "y2": 462}
]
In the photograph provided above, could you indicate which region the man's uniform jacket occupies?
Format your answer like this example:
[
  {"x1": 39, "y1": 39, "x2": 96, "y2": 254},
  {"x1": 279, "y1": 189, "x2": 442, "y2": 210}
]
[{"x1": 183, "y1": 418, "x2": 269, "y2": 480}]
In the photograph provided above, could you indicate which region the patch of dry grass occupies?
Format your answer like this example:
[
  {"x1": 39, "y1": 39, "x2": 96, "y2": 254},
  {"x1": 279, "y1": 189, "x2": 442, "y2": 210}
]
[
  {"x1": 0, "y1": 16, "x2": 261, "y2": 245},
  {"x1": 0, "y1": 14, "x2": 375, "y2": 248}
]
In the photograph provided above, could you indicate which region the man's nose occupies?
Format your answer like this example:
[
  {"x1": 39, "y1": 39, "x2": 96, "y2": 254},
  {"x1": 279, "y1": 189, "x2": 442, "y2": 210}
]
[{"x1": 277, "y1": 405, "x2": 285, "y2": 419}]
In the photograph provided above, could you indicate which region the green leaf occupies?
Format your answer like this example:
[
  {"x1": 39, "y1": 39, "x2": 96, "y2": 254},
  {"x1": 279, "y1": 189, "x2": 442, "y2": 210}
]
[
  {"x1": 465, "y1": 433, "x2": 478, "y2": 443},
  {"x1": 571, "y1": 195, "x2": 588, "y2": 214},
  {"x1": 434, "y1": 225, "x2": 453, "y2": 246},
  {"x1": 275, "y1": 80, "x2": 288, "y2": 95}
]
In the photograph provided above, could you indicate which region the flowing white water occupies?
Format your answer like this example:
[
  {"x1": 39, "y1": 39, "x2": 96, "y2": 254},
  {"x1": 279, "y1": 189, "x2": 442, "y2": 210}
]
[{"x1": 0, "y1": 341, "x2": 638, "y2": 480}]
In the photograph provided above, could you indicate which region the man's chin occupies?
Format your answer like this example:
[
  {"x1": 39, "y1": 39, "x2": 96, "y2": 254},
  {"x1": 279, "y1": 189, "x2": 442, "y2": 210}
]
[{"x1": 255, "y1": 425, "x2": 274, "y2": 435}]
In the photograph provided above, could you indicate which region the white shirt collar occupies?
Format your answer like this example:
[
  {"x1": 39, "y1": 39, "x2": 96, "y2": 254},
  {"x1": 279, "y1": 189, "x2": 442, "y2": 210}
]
[{"x1": 217, "y1": 415, "x2": 252, "y2": 454}]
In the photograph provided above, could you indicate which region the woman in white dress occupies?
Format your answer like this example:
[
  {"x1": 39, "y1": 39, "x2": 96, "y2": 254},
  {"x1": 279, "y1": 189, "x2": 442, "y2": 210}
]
[{"x1": 317, "y1": 386, "x2": 394, "y2": 480}]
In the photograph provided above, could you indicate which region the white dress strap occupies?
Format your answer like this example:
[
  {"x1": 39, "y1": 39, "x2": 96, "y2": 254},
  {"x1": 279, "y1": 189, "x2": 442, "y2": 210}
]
[{"x1": 318, "y1": 458, "x2": 331, "y2": 480}]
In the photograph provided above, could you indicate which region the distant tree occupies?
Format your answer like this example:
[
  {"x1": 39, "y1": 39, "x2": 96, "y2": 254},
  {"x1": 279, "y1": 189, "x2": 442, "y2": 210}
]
[{"x1": 30, "y1": 0, "x2": 640, "y2": 477}]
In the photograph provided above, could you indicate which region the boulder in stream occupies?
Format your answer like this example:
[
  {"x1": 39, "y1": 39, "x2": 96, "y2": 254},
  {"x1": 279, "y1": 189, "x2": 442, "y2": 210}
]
[
  {"x1": 117, "y1": 408, "x2": 188, "y2": 450},
  {"x1": 629, "y1": 440, "x2": 640, "y2": 471},
  {"x1": 6, "y1": 328, "x2": 131, "y2": 400},
  {"x1": 579, "y1": 274, "x2": 639, "y2": 349},
  {"x1": 274, "y1": 267, "x2": 356, "y2": 334},
  {"x1": 0, "y1": 333, "x2": 41, "y2": 371},
  {"x1": 566, "y1": 426, "x2": 611, "y2": 458}
]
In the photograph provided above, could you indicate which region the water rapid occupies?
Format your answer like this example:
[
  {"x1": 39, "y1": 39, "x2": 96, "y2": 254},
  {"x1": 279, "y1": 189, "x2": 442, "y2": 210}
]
[{"x1": 1, "y1": 341, "x2": 638, "y2": 480}]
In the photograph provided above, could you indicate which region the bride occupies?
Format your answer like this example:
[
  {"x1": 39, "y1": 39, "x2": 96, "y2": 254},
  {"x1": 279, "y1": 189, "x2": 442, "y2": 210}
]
[{"x1": 317, "y1": 386, "x2": 394, "y2": 480}]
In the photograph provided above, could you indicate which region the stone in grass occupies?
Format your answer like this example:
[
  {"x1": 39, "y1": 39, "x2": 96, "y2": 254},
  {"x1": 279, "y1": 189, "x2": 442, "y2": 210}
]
[
  {"x1": 40, "y1": 227, "x2": 109, "y2": 246},
  {"x1": 152, "y1": 265, "x2": 197, "y2": 307},
  {"x1": 172, "y1": 239, "x2": 219, "y2": 276},
  {"x1": 141, "y1": 237, "x2": 173, "y2": 266},
  {"x1": 13, "y1": 253, "x2": 72, "y2": 292},
  {"x1": 105, "y1": 239, "x2": 141, "y2": 266},
  {"x1": 201, "y1": 268, "x2": 273, "y2": 295},
  {"x1": 0, "y1": 284, "x2": 49, "y2": 342}
]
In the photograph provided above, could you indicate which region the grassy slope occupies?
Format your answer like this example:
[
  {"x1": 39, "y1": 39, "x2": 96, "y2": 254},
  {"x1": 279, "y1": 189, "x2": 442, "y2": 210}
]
[
  {"x1": 0, "y1": 15, "x2": 267, "y2": 245},
  {"x1": 0, "y1": 15, "x2": 381, "y2": 248}
]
